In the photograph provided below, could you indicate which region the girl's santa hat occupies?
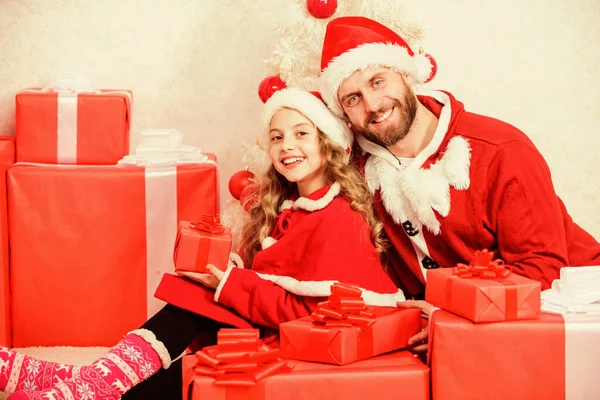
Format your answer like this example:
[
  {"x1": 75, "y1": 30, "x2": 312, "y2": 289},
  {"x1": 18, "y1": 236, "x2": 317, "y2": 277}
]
[
  {"x1": 319, "y1": 16, "x2": 437, "y2": 118},
  {"x1": 262, "y1": 87, "x2": 353, "y2": 158}
]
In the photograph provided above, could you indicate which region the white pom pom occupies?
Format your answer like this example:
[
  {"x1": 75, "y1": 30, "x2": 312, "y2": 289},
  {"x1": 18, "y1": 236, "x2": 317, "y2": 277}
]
[
  {"x1": 261, "y1": 236, "x2": 278, "y2": 250},
  {"x1": 412, "y1": 52, "x2": 433, "y2": 84}
]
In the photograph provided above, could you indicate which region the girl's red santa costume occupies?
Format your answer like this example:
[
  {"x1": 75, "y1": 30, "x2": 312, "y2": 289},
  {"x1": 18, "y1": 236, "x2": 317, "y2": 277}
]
[
  {"x1": 318, "y1": 16, "x2": 600, "y2": 298},
  {"x1": 217, "y1": 181, "x2": 403, "y2": 329}
]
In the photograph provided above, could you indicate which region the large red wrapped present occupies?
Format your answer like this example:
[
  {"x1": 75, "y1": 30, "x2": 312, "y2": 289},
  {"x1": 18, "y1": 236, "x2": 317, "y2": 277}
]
[
  {"x1": 183, "y1": 345, "x2": 429, "y2": 400},
  {"x1": 16, "y1": 88, "x2": 131, "y2": 164},
  {"x1": 279, "y1": 283, "x2": 421, "y2": 365},
  {"x1": 8, "y1": 161, "x2": 218, "y2": 346},
  {"x1": 174, "y1": 218, "x2": 232, "y2": 273},
  {"x1": 425, "y1": 250, "x2": 541, "y2": 322},
  {"x1": 0, "y1": 137, "x2": 15, "y2": 347},
  {"x1": 429, "y1": 309, "x2": 600, "y2": 399}
]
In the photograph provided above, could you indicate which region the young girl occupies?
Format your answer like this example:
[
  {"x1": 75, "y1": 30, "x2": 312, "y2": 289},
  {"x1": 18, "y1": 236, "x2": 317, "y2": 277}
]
[{"x1": 2, "y1": 88, "x2": 405, "y2": 400}]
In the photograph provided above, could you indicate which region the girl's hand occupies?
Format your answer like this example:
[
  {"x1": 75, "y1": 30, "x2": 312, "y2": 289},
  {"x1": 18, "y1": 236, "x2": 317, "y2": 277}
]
[
  {"x1": 228, "y1": 252, "x2": 245, "y2": 269},
  {"x1": 179, "y1": 265, "x2": 225, "y2": 290}
]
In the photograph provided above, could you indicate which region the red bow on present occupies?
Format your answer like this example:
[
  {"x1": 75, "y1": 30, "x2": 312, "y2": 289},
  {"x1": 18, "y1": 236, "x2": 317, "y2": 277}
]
[
  {"x1": 192, "y1": 329, "x2": 294, "y2": 387},
  {"x1": 190, "y1": 215, "x2": 226, "y2": 235},
  {"x1": 453, "y1": 249, "x2": 511, "y2": 279},
  {"x1": 311, "y1": 283, "x2": 376, "y2": 328}
]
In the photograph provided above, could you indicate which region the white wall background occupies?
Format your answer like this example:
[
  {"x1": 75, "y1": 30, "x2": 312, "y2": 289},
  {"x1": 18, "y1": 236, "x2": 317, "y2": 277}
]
[{"x1": 1, "y1": 0, "x2": 599, "y2": 238}]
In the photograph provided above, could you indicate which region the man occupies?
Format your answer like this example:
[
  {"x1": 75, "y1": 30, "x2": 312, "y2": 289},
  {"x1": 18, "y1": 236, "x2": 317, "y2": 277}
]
[{"x1": 318, "y1": 16, "x2": 600, "y2": 351}]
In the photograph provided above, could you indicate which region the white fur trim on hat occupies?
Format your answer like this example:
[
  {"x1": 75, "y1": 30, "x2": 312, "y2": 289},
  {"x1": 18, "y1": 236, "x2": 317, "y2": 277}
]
[
  {"x1": 263, "y1": 88, "x2": 353, "y2": 157},
  {"x1": 320, "y1": 43, "x2": 433, "y2": 118}
]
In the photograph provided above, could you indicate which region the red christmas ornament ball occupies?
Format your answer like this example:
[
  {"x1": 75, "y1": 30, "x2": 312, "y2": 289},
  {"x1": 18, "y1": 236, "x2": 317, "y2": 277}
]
[
  {"x1": 306, "y1": 0, "x2": 338, "y2": 19},
  {"x1": 258, "y1": 75, "x2": 286, "y2": 103},
  {"x1": 425, "y1": 53, "x2": 438, "y2": 83},
  {"x1": 228, "y1": 169, "x2": 255, "y2": 200}
]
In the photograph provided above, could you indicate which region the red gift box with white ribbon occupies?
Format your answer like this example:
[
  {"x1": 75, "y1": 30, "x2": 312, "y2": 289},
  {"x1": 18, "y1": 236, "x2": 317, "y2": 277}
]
[
  {"x1": 429, "y1": 309, "x2": 600, "y2": 399},
  {"x1": 16, "y1": 88, "x2": 131, "y2": 164},
  {"x1": 8, "y1": 160, "x2": 218, "y2": 346}
]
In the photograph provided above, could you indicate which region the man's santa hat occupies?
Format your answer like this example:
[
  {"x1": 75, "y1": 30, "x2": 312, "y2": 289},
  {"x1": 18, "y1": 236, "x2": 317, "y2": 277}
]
[
  {"x1": 262, "y1": 87, "x2": 353, "y2": 158},
  {"x1": 319, "y1": 16, "x2": 437, "y2": 118}
]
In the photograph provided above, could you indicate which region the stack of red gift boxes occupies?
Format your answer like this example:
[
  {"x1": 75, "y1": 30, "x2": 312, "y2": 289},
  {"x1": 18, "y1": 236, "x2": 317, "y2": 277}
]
[
  {"x1": 426, "y1": 250, "x2": 600, "y2": 399},
  {"x1": 176, "y1": 247, "x2": 600, "y2": 399},
  {"x1": 182, "y1": 283, "x2": 431, "y2": 399},
  {"x1": 0, "y1": 83, "x2": 221, "y2": 347}
]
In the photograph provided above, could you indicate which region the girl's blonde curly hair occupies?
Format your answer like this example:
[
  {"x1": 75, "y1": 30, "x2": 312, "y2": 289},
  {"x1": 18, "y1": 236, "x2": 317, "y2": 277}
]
[{"x1": 239, "y1": 129, "x2": 387, "y2": 266}]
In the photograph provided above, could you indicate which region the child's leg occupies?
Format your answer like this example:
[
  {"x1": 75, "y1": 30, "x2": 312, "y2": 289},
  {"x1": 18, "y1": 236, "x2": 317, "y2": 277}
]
[
  {"x1": 8, "y1": 304, "x2": 224, "y2": 399},
  {"x1": 0, "y1": 348, "x2": 79, "y2": 393},
  {"x1": 121, "y1": 358, "x2": 184, "y2": 400}
]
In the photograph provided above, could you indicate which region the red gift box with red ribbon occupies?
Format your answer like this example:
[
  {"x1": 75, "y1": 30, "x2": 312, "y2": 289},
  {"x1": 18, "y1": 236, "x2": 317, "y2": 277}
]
[
  {"x1": 183, "y1": 328, "x2": 430, "y2": 400},
  {"x1": 425, "y1": 250, "x2": 541, "y2": 322},
  {"x1": 279, "y1": 283, "x2": 421, "y2": 365},
  {"x1": 173, "y1": 217, "x2": 232, "y2": 273}
]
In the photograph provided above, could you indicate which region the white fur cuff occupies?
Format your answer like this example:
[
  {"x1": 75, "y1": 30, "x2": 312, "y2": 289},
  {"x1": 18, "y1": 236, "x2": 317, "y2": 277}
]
[
  {"x1": 128, "y1": 329, "x2": 172, "y2": 370},
  {"x1": 214, "y1": 266, "x2": 236, "y2": 303}
]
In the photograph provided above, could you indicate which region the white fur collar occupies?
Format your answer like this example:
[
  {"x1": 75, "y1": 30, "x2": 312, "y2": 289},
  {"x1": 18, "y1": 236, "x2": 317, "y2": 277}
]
[
  {"x1": 278, "y1": 182, "x2": 341, "y2": 213},
  {"x1": 360, "y1": 92, "x2": 471, "y2": 235}
]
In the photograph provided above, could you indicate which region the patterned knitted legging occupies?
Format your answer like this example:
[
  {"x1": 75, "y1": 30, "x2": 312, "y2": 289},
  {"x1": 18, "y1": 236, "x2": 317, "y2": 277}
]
[{"x1": 123, "y1": 304, "x2": 229, "y2": 400}]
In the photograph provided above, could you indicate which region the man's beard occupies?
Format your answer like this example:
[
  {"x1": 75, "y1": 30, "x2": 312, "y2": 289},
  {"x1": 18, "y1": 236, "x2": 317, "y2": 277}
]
[{"x1": 351, "y1": 92, "x2": 417, "y2": 147}]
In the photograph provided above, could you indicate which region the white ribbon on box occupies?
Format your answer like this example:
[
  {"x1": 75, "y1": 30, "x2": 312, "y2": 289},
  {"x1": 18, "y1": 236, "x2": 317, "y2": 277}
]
[
  {"x1": 564, "y1": 313, "x2": 600, "y2": 398},
  {"x1": 22, "y1": 72, "x2": 132, "y2": 164},
  {"x1": 145, "y1": 165, "x2": 178, "y2": 317},
  {"x1": 540, "y1": 266, "x2": 600, "y2": 397},
  {"x1": 119, "y1": 130, "x2": 216, "y2": 315}
]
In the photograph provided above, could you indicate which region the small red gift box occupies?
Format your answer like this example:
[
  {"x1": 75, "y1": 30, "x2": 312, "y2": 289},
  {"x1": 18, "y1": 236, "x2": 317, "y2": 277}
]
[
  {"x1": 429, "y1": 309, "x2": 600, "y2": 399},
  {"x1": 279, "y1": 283, "x2": 421, "y2": 365},
  {"x1": 16, "y1": 88, "x2": 131, "y2": 164},
  {"x1": 425, "y1": 250, "x2": 541, "y2": 322},
  {"x1": 173, "y1": 218, "x2": 232, "y2": 273},
  {"x1": 183, "y1": 348, "x2": 429, "y2": 400}
]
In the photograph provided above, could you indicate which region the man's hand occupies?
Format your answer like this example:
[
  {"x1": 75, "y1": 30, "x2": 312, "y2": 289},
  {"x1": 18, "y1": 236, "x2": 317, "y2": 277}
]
[
  {"x1": 397, "y1": 300, "x2": 435, "y2": 354},
  {"x1": 179, "y1": 265, "x2": 225, "y2": 290}
]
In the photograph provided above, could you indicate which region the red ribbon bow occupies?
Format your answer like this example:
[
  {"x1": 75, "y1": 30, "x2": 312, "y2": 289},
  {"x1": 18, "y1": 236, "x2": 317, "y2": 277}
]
[
  {"x1": 453, "y1": 249, "x2": 511, "y2": 279},
  {"x1": 190, "y1": 215, "x2": 226, "y2": 235},
  {"x1": 311, "y1": 283, "x2": 376, "y2": 328},
  {"x1": 192, "y1": 329, "x2": 294, "y2": 387}
]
